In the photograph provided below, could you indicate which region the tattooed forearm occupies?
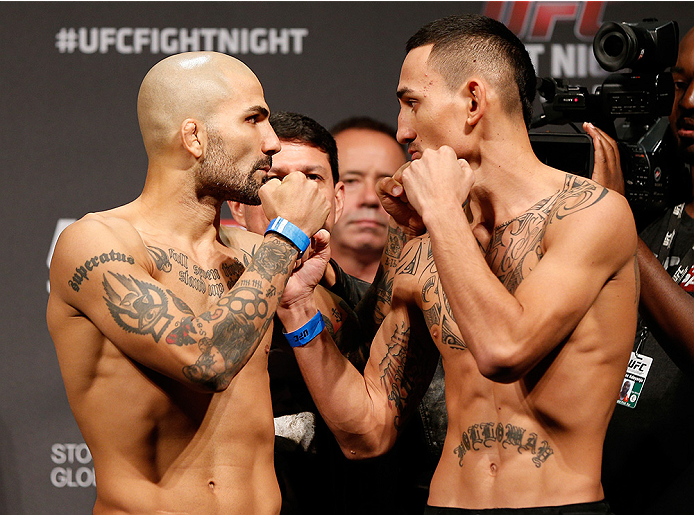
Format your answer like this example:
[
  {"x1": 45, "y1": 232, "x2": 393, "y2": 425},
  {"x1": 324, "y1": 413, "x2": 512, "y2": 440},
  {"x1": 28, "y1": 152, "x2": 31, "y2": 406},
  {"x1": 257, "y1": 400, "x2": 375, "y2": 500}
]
[
  {"x1": 379, "y1": 322, "x2": 414, "y2": 429},
  {"x1": 378, "y1": 319, "x2": 437, "y2": 429},
  {"x1": 419, "y1": 257, "x2": 466, "y2": 351},
  {"x1": 246, "y1": 236, "x2": 295, "y2": 282},
  {"x1": 454, "y1": 421, "x2": 554, "y2": 468},
  {"x1": 175, "y1": 287, "x2": 272, "y2": 388},
  {"x1": 385, "y1": 224, "x2": 408, "y2": 261},
  {"x1": 373, "y1": 275, "x2": 394, "y2": 326},
  {"x1": 374, "y1": 226, "x2": 410, "y2": 317}
]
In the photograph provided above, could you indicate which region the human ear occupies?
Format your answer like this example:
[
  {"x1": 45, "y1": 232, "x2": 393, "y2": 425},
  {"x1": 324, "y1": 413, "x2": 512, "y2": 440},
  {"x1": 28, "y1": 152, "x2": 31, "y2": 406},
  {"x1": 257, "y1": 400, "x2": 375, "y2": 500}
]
[
  {"x1": 227, "y1": 201, "x2": 248, "y2": 229},
  {"x1": 333, "y1": 181, "x2": 345, "y2": 224},
  {"x1": 181, "y1": 119, "x2": 203, "y2": 158},
  {"x1": 463, "y1": 79, "x2": 486, "y2": 127}
]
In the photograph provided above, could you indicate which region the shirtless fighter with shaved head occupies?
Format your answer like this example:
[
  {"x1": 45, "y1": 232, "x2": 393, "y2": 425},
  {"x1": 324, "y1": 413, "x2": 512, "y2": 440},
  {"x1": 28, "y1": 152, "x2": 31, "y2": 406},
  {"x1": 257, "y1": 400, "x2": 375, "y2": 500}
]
[{"x1": 47, "y1": 52, "x2": 330, "y2": 514}]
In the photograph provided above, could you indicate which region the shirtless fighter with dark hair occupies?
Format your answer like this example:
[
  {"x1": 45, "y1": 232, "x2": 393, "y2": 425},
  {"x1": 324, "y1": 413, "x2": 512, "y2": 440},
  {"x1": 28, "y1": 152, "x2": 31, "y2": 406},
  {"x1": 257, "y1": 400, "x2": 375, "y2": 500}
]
[{"x1": 275, "y1": 15, "x2": 638, "y2": 515}]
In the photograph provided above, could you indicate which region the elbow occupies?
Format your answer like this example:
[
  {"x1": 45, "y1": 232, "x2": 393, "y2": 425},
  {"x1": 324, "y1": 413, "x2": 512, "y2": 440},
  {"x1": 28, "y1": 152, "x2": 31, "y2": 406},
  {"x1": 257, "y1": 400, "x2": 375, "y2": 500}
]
[
  {"x1": 475, "y1": 345, "x2": 529, "y2": 383},
  {"x1": 479, "y1": 366, "x2": 524, "y2": 384},
  {"x1": 337, "y1": 430, "x2": 396, "y2": 461},
  {"x1": 181, "y1": 363, "x2": 235, "y2": 393},
  {"x1": 339, "y1": 440, "x2": 392, "y2": 461}
]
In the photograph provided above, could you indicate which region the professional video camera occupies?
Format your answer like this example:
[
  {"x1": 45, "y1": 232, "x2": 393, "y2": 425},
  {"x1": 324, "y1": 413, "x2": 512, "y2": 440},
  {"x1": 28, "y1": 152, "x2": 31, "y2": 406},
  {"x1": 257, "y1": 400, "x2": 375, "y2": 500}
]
[{"x1": 530, "y1": 19, "x2": 689, "y2": 223}]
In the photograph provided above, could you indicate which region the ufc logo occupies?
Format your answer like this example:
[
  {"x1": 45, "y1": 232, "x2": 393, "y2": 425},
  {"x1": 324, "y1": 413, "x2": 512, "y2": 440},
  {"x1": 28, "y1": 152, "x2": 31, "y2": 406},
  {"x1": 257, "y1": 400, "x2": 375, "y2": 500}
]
[{"x1": 483, "y1": 1, "x2": 606, "y2": 42}]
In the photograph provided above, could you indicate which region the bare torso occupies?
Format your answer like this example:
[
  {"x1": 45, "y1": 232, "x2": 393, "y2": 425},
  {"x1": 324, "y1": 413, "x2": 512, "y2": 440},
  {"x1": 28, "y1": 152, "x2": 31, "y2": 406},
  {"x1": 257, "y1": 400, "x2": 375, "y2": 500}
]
[
  {"x1": 48, "y1": 208, "x2": 280, "y2": 515},
  {"x1": 395, "y1": 176, "x2": 636, "y2": 508}
]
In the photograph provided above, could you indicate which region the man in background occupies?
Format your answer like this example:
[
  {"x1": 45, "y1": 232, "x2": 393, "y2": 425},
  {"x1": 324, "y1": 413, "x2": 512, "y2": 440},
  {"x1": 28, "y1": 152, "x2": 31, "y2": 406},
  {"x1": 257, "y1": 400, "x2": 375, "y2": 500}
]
[
  {"x1": 588, "y1": 25, "x2": 694, "y2": 515},
  {"x1": 227, "y1": 111, "x2": 428, "y2": 515},
  {"x1": 330, "y1": 117, "x2": 407, "y2": 282}
]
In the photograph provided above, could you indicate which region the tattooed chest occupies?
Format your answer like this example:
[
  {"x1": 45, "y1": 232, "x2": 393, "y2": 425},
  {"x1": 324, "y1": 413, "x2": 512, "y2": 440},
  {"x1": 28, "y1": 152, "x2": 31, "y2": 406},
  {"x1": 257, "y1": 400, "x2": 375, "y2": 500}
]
[
  {"x1": 485, "y1": 211, "x2": 547, "y2": 295},
  {"x1": 147, "y1": 246, "x2": 245, "y2": 305}
]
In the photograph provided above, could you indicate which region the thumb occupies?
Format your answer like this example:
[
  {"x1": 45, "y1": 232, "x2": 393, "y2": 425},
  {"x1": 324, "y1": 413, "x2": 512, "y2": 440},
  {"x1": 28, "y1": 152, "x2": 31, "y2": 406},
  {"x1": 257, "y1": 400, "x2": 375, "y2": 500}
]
[
  {"x1": 378, "y1": 177, "x2": 404, "y2": 197},
  {"x1": 312, "y1": 228, "x2": 331, "y2": 250}
]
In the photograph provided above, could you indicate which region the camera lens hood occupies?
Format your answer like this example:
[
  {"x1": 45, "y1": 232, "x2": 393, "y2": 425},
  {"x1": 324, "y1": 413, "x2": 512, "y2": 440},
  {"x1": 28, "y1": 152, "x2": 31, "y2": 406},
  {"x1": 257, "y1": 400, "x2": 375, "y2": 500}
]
[{"x1": 594, "y1": 22, "x2": 641, "y2": 72}]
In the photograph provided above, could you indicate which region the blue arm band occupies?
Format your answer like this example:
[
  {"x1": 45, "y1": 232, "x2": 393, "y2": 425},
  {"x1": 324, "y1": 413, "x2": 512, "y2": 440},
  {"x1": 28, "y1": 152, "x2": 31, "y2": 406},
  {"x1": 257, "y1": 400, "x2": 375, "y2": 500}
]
[
  {"x1": 284, "y1": 311, "x2": 325, "y2": 348},
  {"x1": 265, "y1": 217, "x2": 311, "y2": 256}
]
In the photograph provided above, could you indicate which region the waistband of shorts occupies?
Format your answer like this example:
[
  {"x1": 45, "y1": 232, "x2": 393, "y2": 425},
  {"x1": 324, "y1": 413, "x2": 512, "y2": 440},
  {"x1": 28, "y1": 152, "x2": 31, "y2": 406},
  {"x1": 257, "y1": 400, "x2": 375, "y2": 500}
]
[{"x1": 424, "y1": 500, "x2": 612, "y2": 515}]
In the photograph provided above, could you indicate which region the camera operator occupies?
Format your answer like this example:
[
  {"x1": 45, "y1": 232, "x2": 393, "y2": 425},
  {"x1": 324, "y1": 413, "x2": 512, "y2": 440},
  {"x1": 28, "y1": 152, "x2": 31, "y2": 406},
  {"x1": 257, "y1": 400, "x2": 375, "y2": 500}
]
[{"x1": 587, "y1": 25, "x2": 694, "y2": 514}]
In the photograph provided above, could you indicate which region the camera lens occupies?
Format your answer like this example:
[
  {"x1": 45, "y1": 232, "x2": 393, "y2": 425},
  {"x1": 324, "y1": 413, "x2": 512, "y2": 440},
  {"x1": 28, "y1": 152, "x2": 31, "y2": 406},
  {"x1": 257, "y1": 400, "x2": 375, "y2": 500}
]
[
  {"x1": 594, "y1": 22, "x2": 639, "y2": 72},
  {"x1": 602, "y1": 33, "x2": 626, "y2": 59}
]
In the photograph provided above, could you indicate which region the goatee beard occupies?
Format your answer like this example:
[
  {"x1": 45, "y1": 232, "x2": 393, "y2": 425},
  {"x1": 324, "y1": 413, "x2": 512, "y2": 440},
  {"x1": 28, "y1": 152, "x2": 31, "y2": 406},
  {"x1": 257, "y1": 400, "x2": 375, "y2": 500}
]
[{"x1": 235, "y1": 155, "x2": 273, "y2": 205}]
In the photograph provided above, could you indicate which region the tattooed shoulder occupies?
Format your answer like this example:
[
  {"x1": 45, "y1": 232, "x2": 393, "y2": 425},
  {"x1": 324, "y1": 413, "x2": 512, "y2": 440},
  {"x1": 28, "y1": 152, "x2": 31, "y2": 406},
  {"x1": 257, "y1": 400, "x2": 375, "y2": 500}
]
[{"x1": 550, "y1": 174, "x2": 608, "y2": 222}]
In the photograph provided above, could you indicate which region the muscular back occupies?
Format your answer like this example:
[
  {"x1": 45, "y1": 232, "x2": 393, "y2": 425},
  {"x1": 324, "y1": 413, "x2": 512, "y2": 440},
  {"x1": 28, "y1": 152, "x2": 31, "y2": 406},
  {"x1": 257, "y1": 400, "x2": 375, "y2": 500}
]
[
  {"x1": 47, "y1": 205, "x2": 283, "y2": 514},
  {"x1": 394, "y1": 175, "x2": 637, "y2": 508}
]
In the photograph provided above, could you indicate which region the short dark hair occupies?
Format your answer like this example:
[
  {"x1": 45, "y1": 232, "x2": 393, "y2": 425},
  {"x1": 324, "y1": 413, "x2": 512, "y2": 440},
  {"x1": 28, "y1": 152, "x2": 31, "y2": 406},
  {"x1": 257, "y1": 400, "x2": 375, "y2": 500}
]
[
  {"x1": 406, "y1": 14, "x2": 536, "y2": 129},
  {"x1": 330, "y1": 116, "x2": 397, "y2": 140},
  {"x1": 269, "y1": 111, "x2": 339, "y2": 184}
]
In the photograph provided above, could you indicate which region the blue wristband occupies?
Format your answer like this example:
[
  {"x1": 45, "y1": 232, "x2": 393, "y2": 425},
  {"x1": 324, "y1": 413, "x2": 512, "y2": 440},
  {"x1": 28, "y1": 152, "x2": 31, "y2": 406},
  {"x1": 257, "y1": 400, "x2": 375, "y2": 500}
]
[
  {"x1": 284, "y1": 311, "x2": 325, "y2": 348},
  {"x1": 265, "y1": 217, "x2": 311, "y2": 256}
]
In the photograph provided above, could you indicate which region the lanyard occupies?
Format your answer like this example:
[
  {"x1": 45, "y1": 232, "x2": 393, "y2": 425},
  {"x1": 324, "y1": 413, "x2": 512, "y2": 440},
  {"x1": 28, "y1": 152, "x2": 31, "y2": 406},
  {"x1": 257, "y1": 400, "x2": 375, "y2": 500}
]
[
  {"x1": 636, "y1": 203, "x2": 694, "y2": 356},
  {"x1": 656, "y1": 203, "x2": 694, "y2": 284}
]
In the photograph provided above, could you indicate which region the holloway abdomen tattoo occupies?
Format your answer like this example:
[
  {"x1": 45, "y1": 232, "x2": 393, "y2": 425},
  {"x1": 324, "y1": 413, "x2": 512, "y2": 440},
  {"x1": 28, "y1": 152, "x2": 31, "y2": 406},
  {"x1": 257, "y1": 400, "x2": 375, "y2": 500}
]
[{"x1": 453, "y1": 421, "x2": 554, "y2": 468}]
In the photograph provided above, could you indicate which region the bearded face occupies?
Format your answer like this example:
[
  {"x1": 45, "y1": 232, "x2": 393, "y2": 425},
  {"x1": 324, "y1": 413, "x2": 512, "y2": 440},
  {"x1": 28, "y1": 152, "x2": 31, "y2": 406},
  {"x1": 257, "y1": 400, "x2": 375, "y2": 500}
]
[{"x1": 197, "y1": 129, "x2": 272, "y2": 205}]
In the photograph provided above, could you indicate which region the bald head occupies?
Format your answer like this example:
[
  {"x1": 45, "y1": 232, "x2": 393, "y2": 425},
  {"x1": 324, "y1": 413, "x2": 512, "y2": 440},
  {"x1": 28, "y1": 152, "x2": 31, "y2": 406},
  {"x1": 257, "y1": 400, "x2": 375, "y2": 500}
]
[{"x1": 137, "y1": 52, "x2": 259, "y2": 157}]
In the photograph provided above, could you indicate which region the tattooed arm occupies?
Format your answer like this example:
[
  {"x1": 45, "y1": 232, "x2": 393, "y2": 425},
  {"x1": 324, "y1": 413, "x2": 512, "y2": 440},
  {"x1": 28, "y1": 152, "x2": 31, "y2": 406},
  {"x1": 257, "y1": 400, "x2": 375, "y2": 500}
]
[
  {"x1": 353, "y1": 165, "x2": 426, "y2": 337},
  {"x1": 400, "y1": 147, "x2": 638, "y2": 382},
  {"x1": 277, "y1": 232, "x2": 439, "y2": 458},
  {"x1": 46, "y1": 191, "x2": 331, "y2": 393},
  {"x1": 353, "y1": 220, "x2": 409, "y2": 337}
]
